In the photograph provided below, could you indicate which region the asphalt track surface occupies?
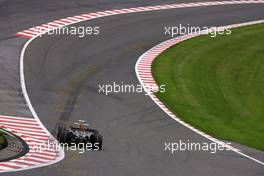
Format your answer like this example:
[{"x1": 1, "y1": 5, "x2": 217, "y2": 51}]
[
  {"x1": 1, "y1": 1, "x2": 264, "y2": 176},
  {"x1": 0, "y1": 0, "x2": 221, "y2": 38}
]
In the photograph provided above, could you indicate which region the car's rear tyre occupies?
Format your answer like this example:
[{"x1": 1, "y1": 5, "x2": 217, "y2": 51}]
[
  {"x1": 97, "y1": 135, "x2": 103, "y2": 151},
  {"x1": 90, "y1": 134, "x2": 96, "y2": 145},
  {"x1": 57, "y1": 125, "x2": 65, "y2": 143},
  {"x1": 90, "y1": 134, "x2": 103, "y2": 150},
  {"x1": 64, "y1": 131, "x2": 71, "y2": 143},
  {"x1": 57, "y1": 125, "x2": 71, "y2": 143}
]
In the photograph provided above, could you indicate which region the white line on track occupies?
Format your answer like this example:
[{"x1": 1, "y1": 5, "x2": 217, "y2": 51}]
[
  {"x1": 15, "y1": 0, "x2": 264, "y2": 38},
  {"x1": 8, "y1": 0, "x2": 264, "y2": 173},
  {"x1": 135, "y1": 20, "x2": 264, "y2": 166}
]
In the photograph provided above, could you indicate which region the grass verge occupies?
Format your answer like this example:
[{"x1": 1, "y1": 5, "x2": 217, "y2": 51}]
[
  {"x1": 152, "y1": 24, "x2": 264, "y2": 151},
  {"x1": 0, "y1": 130, "x2": 7, "y2": 150}
]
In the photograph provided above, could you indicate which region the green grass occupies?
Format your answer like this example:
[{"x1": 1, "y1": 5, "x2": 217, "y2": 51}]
[
  {"x1": 152, "y1": 24, "x2": 264, "y2": 151},
  {"x1": 0, "y1": 131, "x2": 7, "y2": 150}
]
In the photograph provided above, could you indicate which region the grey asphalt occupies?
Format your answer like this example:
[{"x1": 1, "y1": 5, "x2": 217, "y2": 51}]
[
  {"x1": 0, "y1": 0, "x2": 221, "y2": 39},
  {"x1": 0, "y1": 37, "x2": 31, "y2": 117},
  {"x1": 0, "y1": 1, "x2": 264, "y2": 176}
]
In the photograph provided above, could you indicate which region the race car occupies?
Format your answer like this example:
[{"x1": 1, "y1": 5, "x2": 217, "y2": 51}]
[{"x1": 57, "y1": 120, "x2": 102, "y2": 150}]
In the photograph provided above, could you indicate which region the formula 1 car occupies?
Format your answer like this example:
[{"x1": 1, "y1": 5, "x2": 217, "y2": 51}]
[{"x1": 57, "y1": 120, "x2": 102, "y2": 150}]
